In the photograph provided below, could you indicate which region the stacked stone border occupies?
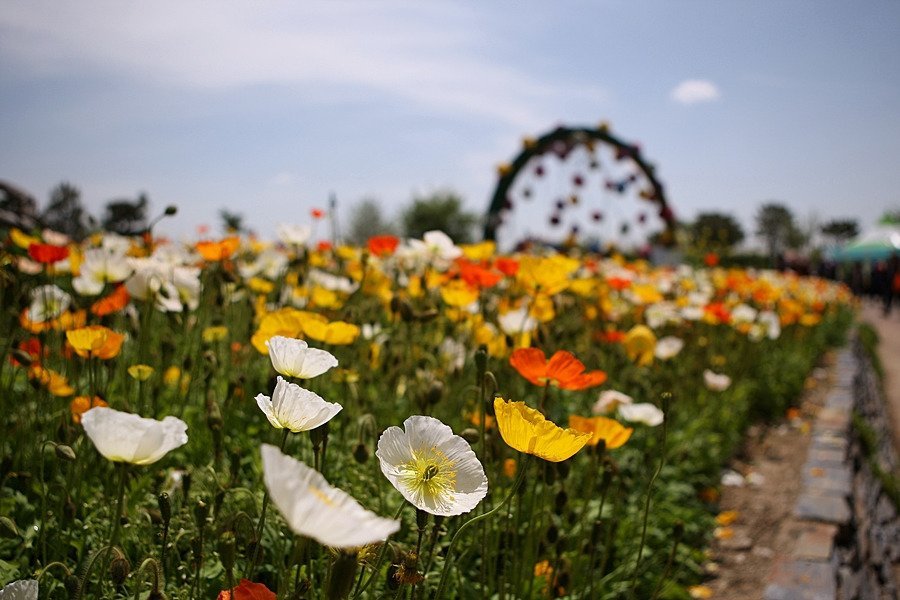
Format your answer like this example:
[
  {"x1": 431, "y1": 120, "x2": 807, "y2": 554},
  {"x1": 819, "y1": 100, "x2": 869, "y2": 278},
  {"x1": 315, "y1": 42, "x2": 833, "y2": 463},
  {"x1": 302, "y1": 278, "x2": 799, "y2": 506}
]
[{"x1": 764, "y1": 335, "x2": 900, "y2": 600}]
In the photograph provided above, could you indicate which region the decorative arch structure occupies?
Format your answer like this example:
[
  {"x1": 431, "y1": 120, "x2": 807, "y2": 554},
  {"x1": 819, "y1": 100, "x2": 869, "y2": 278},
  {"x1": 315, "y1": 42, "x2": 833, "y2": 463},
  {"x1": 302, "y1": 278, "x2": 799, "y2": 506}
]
[{"x1": 482, "y1": 123, "x2": 676, "y2": 246}]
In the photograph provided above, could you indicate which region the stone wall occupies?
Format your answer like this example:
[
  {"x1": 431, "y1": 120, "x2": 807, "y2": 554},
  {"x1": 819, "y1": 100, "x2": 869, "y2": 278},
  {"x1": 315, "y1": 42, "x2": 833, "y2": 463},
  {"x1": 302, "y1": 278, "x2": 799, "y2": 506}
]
[{"x1": 764, "y1": 337, "x2": 900, "y2": 600}]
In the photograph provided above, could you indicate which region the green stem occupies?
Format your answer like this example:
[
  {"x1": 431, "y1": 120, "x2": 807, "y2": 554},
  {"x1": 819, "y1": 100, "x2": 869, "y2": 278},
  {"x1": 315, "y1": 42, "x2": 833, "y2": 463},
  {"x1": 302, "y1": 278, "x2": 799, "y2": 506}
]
[
  {"x1": 434, "y1": 455, "x2": 531, "y2": 599},
  {"x1": 247, "y1": 429, "x2": 290, "y2": 578},
  {"x1": 109, "y1": 462, "x2": 129, "y2": 547},
  {"x1": 628, "y1": 400, "x2": 669, "y2": 598},
  {"x1": 352, "y1": 503, "x2": 405, "y2": 599}
]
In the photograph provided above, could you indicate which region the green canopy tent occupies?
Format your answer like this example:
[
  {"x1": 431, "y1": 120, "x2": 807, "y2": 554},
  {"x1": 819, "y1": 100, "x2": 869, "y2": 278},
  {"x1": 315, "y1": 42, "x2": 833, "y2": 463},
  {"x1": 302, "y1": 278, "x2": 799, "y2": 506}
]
[{"x1": 834, "y1": 226, "x2": 900, "y2": 262}]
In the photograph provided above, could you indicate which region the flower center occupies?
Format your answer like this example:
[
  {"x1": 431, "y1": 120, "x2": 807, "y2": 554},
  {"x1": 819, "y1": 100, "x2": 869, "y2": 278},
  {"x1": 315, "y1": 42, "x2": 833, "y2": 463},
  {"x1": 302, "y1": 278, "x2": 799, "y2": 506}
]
[{"x1": 398, "y1": 447, "x2": 457, "y2": 506}]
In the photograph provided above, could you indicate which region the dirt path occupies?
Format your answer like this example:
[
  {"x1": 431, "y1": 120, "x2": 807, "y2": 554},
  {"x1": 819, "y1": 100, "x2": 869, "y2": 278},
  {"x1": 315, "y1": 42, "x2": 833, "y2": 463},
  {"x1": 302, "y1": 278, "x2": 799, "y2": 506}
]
[
  {"x1": 701, "y1": 353, "x2": 836, "y2": 599},
  {"x1": 860, "y1": 300, "x2": 900, "y2": 453}
]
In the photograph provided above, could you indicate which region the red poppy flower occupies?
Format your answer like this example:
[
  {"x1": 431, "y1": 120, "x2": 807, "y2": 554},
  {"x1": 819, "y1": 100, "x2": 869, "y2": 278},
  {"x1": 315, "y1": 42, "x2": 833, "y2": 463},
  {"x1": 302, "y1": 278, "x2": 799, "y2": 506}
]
[
  {"x1": 605, "y1": 277, "x2": 632, "y2": 291},
  {"x1": 9, "y1": 338, "x2": 44, "y2": 367},
  {"x1": 311, "y1": 208, "x2": 326, "y2": 219},
  {"x1": 316, "y1": 240, "x2": 332, "y2": 252},
  {"x1": 704, "y1": 252, "x2": 719, "y2": 267},
  {"x1": 91, "y1": 284, "x2": 130, "y2": 316},
  {"x1": 493, "y1": 257, "x2": 519, "y2": 277},
  {"x1": 456, "y1": 258, "x2": 502, "y2": 289},
  {"x1": 28, "y1": 243, "x2": 69, "y2": 264},
  {"x1": 217, "y1": 579, "x2": 276, "y2": 600},
  {"x1": 704, "y1": 302, "x2": 731, "y2": 324},
  {"x1": 367, "y1": 235, "x2": 400, "y2": 257},
  {"x1": 509, "y1": 347, "x2": 607, "y2": 390}
]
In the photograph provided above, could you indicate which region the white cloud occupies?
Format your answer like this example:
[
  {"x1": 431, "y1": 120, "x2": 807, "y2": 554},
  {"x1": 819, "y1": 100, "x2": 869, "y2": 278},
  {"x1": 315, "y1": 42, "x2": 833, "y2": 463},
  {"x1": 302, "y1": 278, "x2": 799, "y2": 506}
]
[
  {"x1": 670, "y1": 79, "x2": 721, "y2": 105},
  {"x1": 0, "y1": 1, "x2": 607, "y2": 129}
]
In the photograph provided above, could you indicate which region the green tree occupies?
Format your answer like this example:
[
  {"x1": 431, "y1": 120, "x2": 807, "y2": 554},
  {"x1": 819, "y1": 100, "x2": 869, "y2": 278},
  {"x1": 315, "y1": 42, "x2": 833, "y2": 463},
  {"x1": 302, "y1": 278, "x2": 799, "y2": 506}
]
[
  {"x1": 690, "y1": 212, "x2": 745, "y2": 251},
  {"x1": 820, "y1": 219, "x2": 859, "y2": 245},
  {"x1": 401, "y1": 191, "x2": 478, "y2": 243},
  {"x1": 42, "y1": 182, "x2": 92, "y2": 240},
  {"x1": 755, "y1": 202, "x2": 800, "y2": 260},
  {"x1": 346, "y1": 198, "x2": 397, "y2": 244},
  {"x1": 0, "y1": 180, "x2": 41, "y2": 231},
  {"x1": 220, "y1": 209, "x2": 245, "y2": 234},
  {"x1": 879, "y1": 209, "x2": 900, "y2": 226},
  {"x1": 101, "y1": 194, "x2": 149, "y2": 235}
]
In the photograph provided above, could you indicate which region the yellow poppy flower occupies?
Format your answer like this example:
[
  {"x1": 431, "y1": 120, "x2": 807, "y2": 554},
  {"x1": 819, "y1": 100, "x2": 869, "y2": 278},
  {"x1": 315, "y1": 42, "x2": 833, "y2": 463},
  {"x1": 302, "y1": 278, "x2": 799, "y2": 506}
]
[
  {"x1": 66, "y1": 325, "x2": 125, "y2": 359},
  {"x1": 493, "y1": 398, "x2": 591, "y2": 462},
  {"x1": 127, "y1": 364, "x2": 155, "y2": 381},
  {"x1": 567, "y1": 415, "x2": 633, "y2": 449},
  {"x1": 303, "y1": 319, "x2": 360, "y2": 345},
  {"x1": 251, "y1": 308, "x2": 325, "y2": 353},
  {"x1": 460, "y1": 241, "x2": 496, "y2": 261},
  {"x1": 247, "y1": 277, "x2": 275, "y2": 295},
  {"x1": 623, "y1": 324, "x2": 657, "y2": 366},
  {"x1": 202, "y1": 325, "x2": 229, "y2": 343},
  {"x1": 440, "y1": 280, "x2": 479, "y2": 308}
]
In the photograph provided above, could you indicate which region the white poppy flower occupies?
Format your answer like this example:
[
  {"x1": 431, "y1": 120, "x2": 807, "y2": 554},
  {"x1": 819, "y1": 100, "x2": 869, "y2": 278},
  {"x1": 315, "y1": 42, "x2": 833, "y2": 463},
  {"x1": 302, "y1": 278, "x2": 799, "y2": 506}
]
[
  {"x1": 593, "y1": 390, "x2": 634, "y2": 415},
  {"x1": 261, "y1": 444, "x2": 400, "y2": 548},
  {"x1": 497, "y1": 307, "x2": 537, "y2": 335},
  {"x1": 654, "y1": 336, "x2": 684, "y2": 361},
  {"x1": 27, "y1": 284, "x2": 71, "y2": 322},
  {"x1": 277, "y1": 224, "x2": 312, "y2": 247},
  {"x1": 0, "y1": 579, "x2": 38, "y2": 600},
  {"x1": 265, "y1": 336, "x2": 338, "y2": 379},
  {"x1": 377, "y1": 415, "x2": 488, "y2": 516},
  {"x1": 81, "y1": 407, "x2": 188, "y2": 465},
  {"x1": 618, "y1": 403, "x2": 665, "y2": 427},
  {"x1": 255, "y1": 376, "x2": 342, "y2": 432},
  {"x1": 703, "y1": 369, "x2": 732, "y2": 392}
]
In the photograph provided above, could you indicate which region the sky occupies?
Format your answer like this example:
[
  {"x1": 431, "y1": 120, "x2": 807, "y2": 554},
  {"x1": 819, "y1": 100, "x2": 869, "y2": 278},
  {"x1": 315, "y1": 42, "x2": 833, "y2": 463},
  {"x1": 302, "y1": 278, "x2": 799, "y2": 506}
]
[{"x1": 2, "y1": 0, "x2": 899, "y2": 248}]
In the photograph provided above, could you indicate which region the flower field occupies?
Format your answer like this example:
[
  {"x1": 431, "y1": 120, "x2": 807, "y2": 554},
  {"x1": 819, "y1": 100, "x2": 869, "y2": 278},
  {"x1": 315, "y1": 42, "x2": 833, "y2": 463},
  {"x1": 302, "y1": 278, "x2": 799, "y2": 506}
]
[{"x1": 0, "y1": 225, "x2": 853, "y2": 599}]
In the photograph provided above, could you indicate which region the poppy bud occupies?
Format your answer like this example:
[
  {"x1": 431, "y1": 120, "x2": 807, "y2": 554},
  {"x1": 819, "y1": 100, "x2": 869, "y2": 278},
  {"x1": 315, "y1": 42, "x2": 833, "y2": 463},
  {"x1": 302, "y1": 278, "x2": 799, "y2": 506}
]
[
  {"x1": 218, "y1": 531, "x2": 236, "y2": 575},
  {"x1": 10, "y1": 349, "x2": 34, "y2": 366},
  {"x1": 194, "y1": 498, "x2": 209, "y2": 526},
  {"x1": 424, "y1": 381, "x2": 443, "y2": 406},
  {"x1": 554, "y1": 490, "x2": 568, "y2": 514},
  {"x1": 352, "y1": 442, "x2": 369, "y2": 464},
  {"x1": 182, "y1": 472, "x2": 192, "y2": 502},
  {"x1": 326, "y1": 551, "x2": 359, "y2": 600},
  {"x1": 460, "y1": 428, "x2": 480, "y2": 444},
  {"x1": 63, "y1": 495, "x2": 77, "y2": 521},
  {"x1": 109, "y1": 551, "x2": 130, "y2": 586},
  {"x1": 545, "y1": 524, "x2": 559, "y2": 544},
  {"x1": 0, "y1": 516, "x2": 18, "y2": 538},
  {"x1": 474, "y1": 347, "x2": 488, "y2": 380},
  {"x1": 164, "y1": 205, "x2": 178, "y2": 216},
  {"x1": 158, "y1": 493, "x2": 171, "y2": 526},
  {"x1": 65, "y1": 574, "x2": 80, "y2": 595},
  {"x1": 55, "y1": 444, "x2": 77, "y2": 462},
  {"x1": 310, "y1": 422, "x2": 329, "y2": 451}
]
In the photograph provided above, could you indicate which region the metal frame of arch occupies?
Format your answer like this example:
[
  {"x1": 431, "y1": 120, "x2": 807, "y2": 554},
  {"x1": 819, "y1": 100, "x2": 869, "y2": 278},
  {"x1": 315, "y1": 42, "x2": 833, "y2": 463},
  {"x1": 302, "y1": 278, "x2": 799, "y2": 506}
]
[{"x1": 482, "y1": 124, "x2": 676, "y2": 245}]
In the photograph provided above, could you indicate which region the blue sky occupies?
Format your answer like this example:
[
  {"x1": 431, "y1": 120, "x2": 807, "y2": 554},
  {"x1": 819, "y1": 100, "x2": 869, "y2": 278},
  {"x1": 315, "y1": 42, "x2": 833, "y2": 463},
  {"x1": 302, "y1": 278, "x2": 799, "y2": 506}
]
[{"x1": 2, "y1": 1, "x2": 899, "y2": 247}]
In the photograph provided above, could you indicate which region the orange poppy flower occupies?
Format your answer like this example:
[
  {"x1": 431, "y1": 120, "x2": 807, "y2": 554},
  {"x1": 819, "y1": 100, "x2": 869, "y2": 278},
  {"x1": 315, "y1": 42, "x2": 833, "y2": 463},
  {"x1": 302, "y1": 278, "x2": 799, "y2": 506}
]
[
  {"x1": 567, "y1": 415, "x2": 633, "y2": 448},
  {"x1": 91, "y1": 284, "x2": 130, "y2": 316},
  {"x1": 310, "y1": 208, "x2": 326, "y2": 219},
  {"x1": 367, "y1": 235, "x2": 399, "y2": 257},
  {"x1": 196, "y1": 236, "x2": 240, "y2": 261},
  {"x1": 509, "y1": 347, "x2": 607, "y2": 390},
  {"x1": 70, "y1": 395, "x2": 108, "y2": 424},
  {"x1": 217, "y1": 579, "x2": 276, "y2": 600},
  {"x1": 28, "y1": 243, "x2": 69, "y2": 264},
  {"x1": 704, "y1": 252, "x2": 719, "y2": 267}
]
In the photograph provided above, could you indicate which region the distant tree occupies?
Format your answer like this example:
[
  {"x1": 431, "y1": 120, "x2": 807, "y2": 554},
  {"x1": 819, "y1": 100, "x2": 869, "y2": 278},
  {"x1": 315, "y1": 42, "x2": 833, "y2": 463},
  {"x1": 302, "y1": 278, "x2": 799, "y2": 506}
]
[
  {"x1": 401, "y1": 191, "x2": 478, "y2": 243},
  {"x1": 820, "y1": 219, "x2": 859, "y2": 245},
  {"x1": 879, "y1": 209, "x2": 900, "y2": 226},
  {"x1": 690, "y1": 212, "x2": 745, "y2": 251},
  {"x1": 42, "y1": 182, "x2": 91, "y2": 240},
  {"x1": 347, "y1": 198, "x2": 397, "y2": 244},
  {"x1": 101, "y1": 194, "x2": 149, "y2": 235},
  {"x1": 220, "y1": 210, "x2": 245, "y2": 234},
  {"x1": 0, "y1": 180, "x2": 41, "y2": 231},
  {"x1": 755, "y1": 202, "x2": 800, "y2": 260}
]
